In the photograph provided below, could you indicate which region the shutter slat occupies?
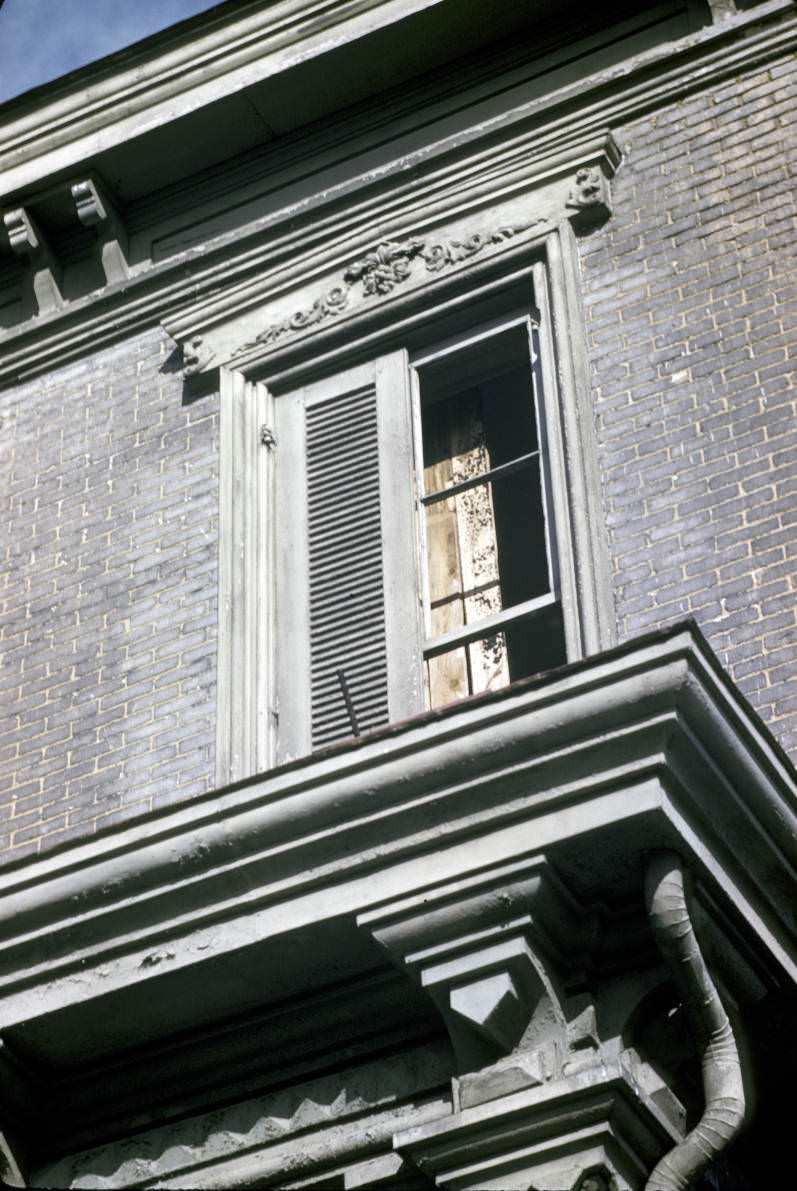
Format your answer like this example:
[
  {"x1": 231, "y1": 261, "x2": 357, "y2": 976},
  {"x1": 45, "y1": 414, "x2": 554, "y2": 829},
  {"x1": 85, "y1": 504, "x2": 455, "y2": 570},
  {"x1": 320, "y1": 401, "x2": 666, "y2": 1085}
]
[
  {"x1": 306, "y1": 503, "x2": 382, "y2": 536},
  {"x1": 306, "y1": 386, "x2": 388, "y2": 749},
  {"x1": 311, "y1": 649, "x2": 388, "y2": 678}
]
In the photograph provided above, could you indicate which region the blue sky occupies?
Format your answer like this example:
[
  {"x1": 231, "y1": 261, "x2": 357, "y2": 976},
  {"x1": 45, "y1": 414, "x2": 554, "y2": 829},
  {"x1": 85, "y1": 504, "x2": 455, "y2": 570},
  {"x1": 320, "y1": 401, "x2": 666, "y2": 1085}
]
[{"x1": 0, "y1": 0, "x2": 221, "y2": 104}]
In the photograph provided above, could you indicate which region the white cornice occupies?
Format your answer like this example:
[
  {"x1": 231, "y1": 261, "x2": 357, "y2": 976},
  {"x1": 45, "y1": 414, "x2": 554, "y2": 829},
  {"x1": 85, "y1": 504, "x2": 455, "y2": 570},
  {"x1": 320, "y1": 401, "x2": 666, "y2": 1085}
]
[
  {"x1": 0, "y1": 0, "x2": 443, "y2": 199},
  {"x1": 0, "y1": 0, "x2": 788, "y2": 201}
]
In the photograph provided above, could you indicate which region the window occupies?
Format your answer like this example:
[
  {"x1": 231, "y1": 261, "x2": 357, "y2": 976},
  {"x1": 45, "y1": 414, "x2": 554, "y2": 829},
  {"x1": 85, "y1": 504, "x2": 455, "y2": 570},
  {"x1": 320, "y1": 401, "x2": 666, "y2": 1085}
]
[
  {"x1": 412, "y1": 317, "x2": 566, "y2": 710},
  {"x1": 271, "y1": 302, "x2": 573, "y2": 764},
  {"x1": 216, "y1": 240, "x2": 617, "y2": 784}
]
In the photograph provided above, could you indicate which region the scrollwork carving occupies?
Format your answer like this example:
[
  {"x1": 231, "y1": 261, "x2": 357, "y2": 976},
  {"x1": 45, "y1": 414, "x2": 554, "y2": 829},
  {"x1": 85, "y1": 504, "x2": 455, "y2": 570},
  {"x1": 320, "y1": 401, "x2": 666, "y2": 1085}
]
[
  {"x1": 4, "y1": 208, "x2": 41, "y2": 256},
  {"x1": 230, "y1": 220, "x2": 533, "y2": 361},
  {"x1": 71, "y1": 180, "x2": 108, "y2": 228},
  {"x1": 230, "y1": 284, "x2": 349, "y2": 359},
  {"x1": 423, "y1": 226, "x2": 522, "y2": 271},
  {"x1": 288, "y1": 284, "x2": 349, "y2": 330}
]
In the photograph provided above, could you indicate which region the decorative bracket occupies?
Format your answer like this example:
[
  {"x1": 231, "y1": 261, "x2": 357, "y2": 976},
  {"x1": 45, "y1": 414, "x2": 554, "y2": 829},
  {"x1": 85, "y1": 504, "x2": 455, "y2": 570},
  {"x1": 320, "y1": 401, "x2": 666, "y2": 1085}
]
[
  {"x1": 566, "y1": 165, "x2": 613, "y2": 230},
  {"x1": 71, "y1": 177, "x2": 129, "y2": 284},
  {"x1": 3, "y1": 207, "x2": 63, "y2": 314},
  {"x1": 358, "y1": 856, "x2": 580, "y2": 1076},
  {"x1": 182, "y1": 335, "x2": 216, "y2": 375}
]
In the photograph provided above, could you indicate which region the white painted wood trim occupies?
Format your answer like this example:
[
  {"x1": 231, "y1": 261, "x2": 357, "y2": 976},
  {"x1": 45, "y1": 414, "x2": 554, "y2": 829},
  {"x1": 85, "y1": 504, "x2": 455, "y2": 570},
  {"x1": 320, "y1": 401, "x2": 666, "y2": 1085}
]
[
  {"x1": 544, "y1": 224, "x2": 617, "y2": 655},
  {"x1": 217, "y1": 367, "x2": 275, "y2": 785},
  {"x1": 376, "y1": 349, "x2": 425, "y2": 723}
]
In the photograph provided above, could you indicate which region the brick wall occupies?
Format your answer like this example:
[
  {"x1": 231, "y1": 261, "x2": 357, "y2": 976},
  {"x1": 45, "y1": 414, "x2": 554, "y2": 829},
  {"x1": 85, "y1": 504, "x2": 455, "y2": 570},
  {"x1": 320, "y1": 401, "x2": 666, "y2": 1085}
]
[
  {"x1": 581, "y1": 52, "x2": 797, "y2": 760},
  {"x1": 0, "y1": 328, "x2": 218, "y2": 865}
]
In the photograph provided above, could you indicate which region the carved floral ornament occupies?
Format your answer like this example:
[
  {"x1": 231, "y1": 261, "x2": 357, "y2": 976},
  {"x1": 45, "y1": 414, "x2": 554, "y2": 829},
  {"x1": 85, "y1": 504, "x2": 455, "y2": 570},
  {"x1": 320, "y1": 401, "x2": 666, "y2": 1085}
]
[
  {"x1": 225, "y1": 223, "x2": 533, "y2": 364},
  {"x1": 181, "y1": 161, "x2": 613, "y2": 373}
]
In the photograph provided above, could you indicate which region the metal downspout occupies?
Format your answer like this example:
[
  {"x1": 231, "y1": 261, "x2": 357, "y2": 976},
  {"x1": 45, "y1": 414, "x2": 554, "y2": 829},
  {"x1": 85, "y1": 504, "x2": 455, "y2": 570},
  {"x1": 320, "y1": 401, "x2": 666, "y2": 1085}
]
[{"x1": 643, "y1": 852, "x2": 746, "y2": 1190}]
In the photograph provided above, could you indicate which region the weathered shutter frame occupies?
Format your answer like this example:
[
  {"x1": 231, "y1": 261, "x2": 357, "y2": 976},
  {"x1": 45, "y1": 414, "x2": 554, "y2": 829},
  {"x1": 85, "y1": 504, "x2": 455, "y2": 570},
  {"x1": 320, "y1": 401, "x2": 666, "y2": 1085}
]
[
  {"x1": 217, "y1": 369, "x2": 275, "y2": 786},
  {"x1": 274, "y1": 351, "x2": 422, "y2": 764}
]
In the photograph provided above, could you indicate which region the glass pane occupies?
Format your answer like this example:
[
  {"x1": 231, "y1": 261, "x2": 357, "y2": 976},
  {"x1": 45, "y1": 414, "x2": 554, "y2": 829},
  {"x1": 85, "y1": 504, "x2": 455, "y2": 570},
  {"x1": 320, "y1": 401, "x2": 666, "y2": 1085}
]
[
  {"x1": 425, "y1": 629, "x2": 509, "y2": 708},
  {"x1": 424, "y1": 603, "x2": 567, "y2": 711},
  {"x1": 492, "y1": 461, "x2": 549, "y2": 606},
  {"x1": 421, "y1": 370, "x2": 538, "y2": 498},
  {"x1": 503, "y1": 601, "x2": 567, "y2": 682},
  {"x1": 423, "y1": 463, "x2": 549, "y2": 635}
]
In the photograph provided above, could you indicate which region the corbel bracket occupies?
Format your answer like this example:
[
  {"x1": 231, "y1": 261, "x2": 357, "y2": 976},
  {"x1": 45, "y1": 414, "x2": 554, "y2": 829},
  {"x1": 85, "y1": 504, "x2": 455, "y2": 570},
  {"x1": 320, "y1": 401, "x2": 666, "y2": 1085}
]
[
  {"x1": 70, "y1": 177, "x2": 129, "y2": 284},
  {"x1": 182, "y1": 334, "x2": 216, "y2": 376},
  {"x1": 3, "y1": 207, "x2": 63, "y2": 314},
  {"x1": 358, "y1": 856, "x2": 580, "y2": 1075},
  {"x1": 565, "y1": 163, "x2": 614, "y2": 230}
]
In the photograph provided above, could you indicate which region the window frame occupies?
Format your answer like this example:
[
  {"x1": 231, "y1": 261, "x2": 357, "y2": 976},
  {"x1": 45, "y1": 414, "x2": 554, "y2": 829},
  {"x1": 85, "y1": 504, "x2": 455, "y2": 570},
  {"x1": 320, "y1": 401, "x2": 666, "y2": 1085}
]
[{"x1": 216, "y1": 225, "x2": 617, "y2": 784}]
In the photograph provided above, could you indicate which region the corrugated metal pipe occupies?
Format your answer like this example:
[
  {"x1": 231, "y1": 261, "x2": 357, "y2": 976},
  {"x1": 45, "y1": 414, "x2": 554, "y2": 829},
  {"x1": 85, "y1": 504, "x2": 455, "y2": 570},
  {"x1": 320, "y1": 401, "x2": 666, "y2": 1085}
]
[{"x1": 643, "y1": 852, "x2": 746, "y2": 1191}]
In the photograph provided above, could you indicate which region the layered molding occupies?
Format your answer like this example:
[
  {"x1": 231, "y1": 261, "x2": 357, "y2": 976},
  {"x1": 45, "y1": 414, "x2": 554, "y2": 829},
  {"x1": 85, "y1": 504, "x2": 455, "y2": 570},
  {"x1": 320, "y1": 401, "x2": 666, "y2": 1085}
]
[
  {"x1": 36, "y1": 1044, "x2": 452, "y2": 1190},
  {"x1": 393, "y1": 1057, "x2": 681, "y2": 1190},
  {"x1": 0, "y1": 1, "x2": 794, "y2": 387},
  {"x1": 0, "y1": 0, "x2": 786, "y2": 199},
  {"x1": 0, "y1": 625, "x2": 793, "y2": 1025},
  {"x1": 0, "y1": 0, "x2": 448, "y2": 197},
  {"x1": 188, "y1": 143, "x2": 614, "y2": 381},
  {"x1": 178, "y1": 141, "x2": 619, "y2": 393},
  {"x1": 7, "y1": 968, "x2": 446, "y2": 1168},
  {"x1": 0, "y1": 624, "x2": 794, "y2": 1182}
]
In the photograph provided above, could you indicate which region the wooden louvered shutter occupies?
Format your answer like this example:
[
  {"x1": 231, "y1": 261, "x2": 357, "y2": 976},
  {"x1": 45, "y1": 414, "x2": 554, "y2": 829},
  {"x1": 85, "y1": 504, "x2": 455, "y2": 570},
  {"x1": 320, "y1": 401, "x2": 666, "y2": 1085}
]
[
  {"x1": 275, "y1": 353, "x2": 423, "y2": 763},
  {"x1": 305, "y1": 386, "x2": 388, "y2": 748}
]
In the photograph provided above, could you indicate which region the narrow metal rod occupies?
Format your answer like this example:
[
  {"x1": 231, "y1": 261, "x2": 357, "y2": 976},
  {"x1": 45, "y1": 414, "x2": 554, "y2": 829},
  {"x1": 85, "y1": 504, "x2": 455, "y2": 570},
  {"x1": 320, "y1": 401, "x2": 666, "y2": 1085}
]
[{"x1": 336, "y1": 669, "x2": 360, "y2": 736}]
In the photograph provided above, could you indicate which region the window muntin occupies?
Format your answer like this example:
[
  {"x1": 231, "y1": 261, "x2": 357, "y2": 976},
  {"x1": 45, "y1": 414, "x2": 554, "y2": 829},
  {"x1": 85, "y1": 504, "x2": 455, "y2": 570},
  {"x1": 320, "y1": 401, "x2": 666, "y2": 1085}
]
[{"x1": 412, "y1": 317, "x2": 566, "y2": 708}]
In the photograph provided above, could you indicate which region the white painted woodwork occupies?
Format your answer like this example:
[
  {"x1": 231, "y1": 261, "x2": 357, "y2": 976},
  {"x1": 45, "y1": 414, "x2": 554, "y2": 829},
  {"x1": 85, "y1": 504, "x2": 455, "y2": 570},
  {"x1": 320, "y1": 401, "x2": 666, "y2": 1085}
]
[{"x1": 217, "y1": 367, "x2": 275, "y2": 786}]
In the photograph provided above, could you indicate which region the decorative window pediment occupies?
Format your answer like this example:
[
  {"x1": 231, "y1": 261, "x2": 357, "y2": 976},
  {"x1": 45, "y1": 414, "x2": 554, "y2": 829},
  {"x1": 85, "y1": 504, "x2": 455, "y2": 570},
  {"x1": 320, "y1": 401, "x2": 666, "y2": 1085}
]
[{"x1": 164, "y1": 135, "x2": 620, "y2": 384}]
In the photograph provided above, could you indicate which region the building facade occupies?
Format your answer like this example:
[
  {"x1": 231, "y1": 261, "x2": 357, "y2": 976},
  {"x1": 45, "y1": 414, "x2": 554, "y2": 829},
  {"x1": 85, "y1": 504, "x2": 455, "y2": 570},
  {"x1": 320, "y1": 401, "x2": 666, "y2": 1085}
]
[{"x1": 0, "y1": 1, "x2": 795, "y2": 1187}]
